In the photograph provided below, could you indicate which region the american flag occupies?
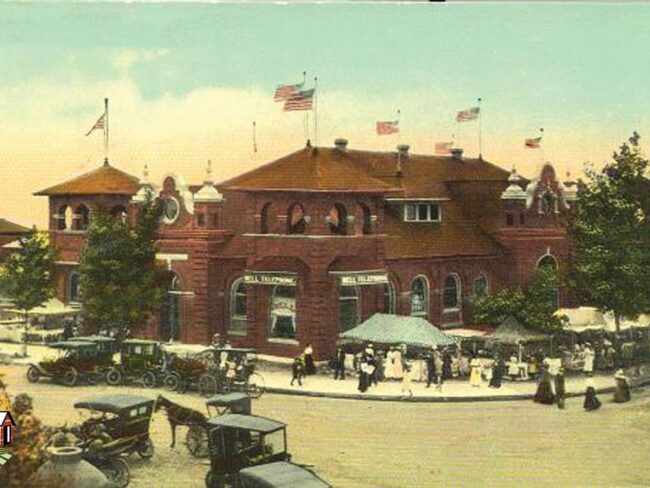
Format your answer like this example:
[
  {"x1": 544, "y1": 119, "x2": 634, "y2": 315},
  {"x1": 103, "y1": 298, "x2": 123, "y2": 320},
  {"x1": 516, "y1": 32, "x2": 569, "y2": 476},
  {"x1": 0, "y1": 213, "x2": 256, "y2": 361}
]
[
  {"x1": 274, "y1": 83, "x2": 304, "y2": 102},
  {"x1": 456, "y1": 106, "x2": 480, "y2": 122},
  {"x1": 283, "y1": 89, "x2": 315, "y2": 111},
  {"x1": 525, "y1": 137, "x2": 542, "y2": 149},
  {"x1": 85, "y1": 113, "x2": 106, "y2": 136},
  {"x1": 376, "y1": 120, "x2": 399, "y2": 135},
  {"x1": 435, "y1": 142, "x2": 453, "y2": 155}
]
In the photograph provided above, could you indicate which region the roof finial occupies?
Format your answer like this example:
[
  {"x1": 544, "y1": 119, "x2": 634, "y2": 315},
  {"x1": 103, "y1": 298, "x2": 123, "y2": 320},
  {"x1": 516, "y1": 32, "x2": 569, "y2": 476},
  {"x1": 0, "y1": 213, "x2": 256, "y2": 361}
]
[
  {"x1": 143, "y1": 164, "x2": 149, "y2": 183},
  {"x1": 103, "y1": 157, "x2": 109, "y2": 167},
  {"x1": 205, "y1": 159, "x2": 213, "y2": 184}
]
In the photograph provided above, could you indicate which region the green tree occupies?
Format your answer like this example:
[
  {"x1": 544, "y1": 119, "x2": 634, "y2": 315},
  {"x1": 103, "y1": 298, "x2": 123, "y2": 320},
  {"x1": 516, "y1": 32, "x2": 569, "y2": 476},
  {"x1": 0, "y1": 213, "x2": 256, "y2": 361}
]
[
  {"x1": 473, "y1": 266, "x2": 566, "y2": 332},
  {"x1": 0, "y1": 229, "x2": 56, "y2": 357},
  {"x1": 79, "y1": 193, "x2": 163, "y2": 340},
  {"x1": 568, "y1": 133, "x2": 650, "y2": 331}
]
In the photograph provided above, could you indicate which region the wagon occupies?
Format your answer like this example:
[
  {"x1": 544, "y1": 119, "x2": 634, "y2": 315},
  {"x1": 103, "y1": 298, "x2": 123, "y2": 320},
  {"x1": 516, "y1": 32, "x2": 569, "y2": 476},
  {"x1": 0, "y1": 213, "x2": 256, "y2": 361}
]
[
  {"x1": 50, "y1": 394, "x2": 155, "y2": 487},
  {"x1": 239, "y1": 461, "x2": 332, "y2": 488},
  {"x1": 186, "y1": 393, "x2": 252, "y2": 459},
  {"x1": 204, "y1": 414, "x2": 289, "y2": 488},
  {"x1": 105, "y1": 339, "x2": 164, "y2": 387},
  {"x1": 26, "y1": 341, "x2": 105, "y2": 386}
]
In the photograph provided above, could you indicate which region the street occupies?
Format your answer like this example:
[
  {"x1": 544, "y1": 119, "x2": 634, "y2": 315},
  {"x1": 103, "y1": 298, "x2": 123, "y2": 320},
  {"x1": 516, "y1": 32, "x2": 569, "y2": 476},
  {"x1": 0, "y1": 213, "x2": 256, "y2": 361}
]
[{"x1": 2, "y1": 364, "x2": 650, "y2": 487}]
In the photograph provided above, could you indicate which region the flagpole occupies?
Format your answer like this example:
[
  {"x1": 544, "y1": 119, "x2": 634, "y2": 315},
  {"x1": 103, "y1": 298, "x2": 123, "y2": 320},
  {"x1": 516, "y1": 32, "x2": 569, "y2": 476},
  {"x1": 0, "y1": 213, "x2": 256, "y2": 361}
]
[
  {"x1": 539, "y1": 127, "x2": 545, "y2": 168},
  {"x1": 397, "y1": 109, "x2": 401, "y2": 145},
  {"x1": 477, "y1": 97, "x2": 482, "y2": 160},
  {"x1": 104, "y1": 98, "x2": 109, "y2": 161},
  {"x1": 253, "y1": 121, "x2": 258, "y2": 154},
  {"x1": 302, "y1": 71, "x2": 308, "y2": 144},
  {"x1": 313, "y1": 76, "x2": 318, "y2": 147}
]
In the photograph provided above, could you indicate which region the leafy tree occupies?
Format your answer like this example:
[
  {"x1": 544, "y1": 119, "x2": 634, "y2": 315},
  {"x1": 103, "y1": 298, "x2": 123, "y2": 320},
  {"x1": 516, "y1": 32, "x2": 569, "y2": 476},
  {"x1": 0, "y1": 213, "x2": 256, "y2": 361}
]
[
  {"x1": 79, "y1": 192, "x2": 163, "y2": 340},
  {"x1": 473, "y1": 266, "x2": 566, "y2": 332},
  {"x1": 0, "y1": 229, "x2": 56, "y2": 357},
  {"x1": 568, "y1": 133, "x2": 650, "y2": 331}
]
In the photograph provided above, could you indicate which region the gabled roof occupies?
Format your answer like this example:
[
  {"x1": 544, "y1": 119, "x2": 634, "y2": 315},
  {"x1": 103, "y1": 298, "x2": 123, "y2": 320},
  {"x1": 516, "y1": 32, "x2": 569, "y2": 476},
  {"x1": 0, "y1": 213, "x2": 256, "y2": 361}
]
[
  {"x1": 0, "y1": 412, "x2": 14, "y2": 426},
  {"x1": 221, "y1": 146, "x2": 399, "y2": 193},
  {"x1": 35, "y1": 159, "x2": 140, "y2": 196},
  {"x1": 0, "y1": 218, "x2": 29, "y2": 235}
]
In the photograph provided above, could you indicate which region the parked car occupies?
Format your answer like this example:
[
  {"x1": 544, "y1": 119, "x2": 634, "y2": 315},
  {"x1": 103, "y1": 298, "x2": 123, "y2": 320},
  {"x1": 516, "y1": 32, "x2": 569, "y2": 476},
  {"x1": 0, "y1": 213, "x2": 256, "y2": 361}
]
[{"x1": 26, "y1": 341, "x2": 104, "y2": 386}]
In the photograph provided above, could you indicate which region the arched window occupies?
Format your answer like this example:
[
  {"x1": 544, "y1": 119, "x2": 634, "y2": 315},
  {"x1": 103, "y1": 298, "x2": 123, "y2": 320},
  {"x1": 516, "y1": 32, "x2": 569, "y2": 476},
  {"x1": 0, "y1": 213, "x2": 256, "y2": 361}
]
[
  {"x1": 327, "y1": 203, "x2": 348, "y2": 235},
  {"x1": 360, "y1": 203, "x2": 372, "y2": 235},
  {"x1": 270, "y1": 285, "x2": 297, "y2": 339},
  {"x1": 443, "y1": 274, "x2": 461, "y2": 310},
  {"x1": 474, "y1": 274, "x2": 488, "y2": 297},
  {"x1": 537, "y1": 254, "x2": 560, "y2": 309},
  {"x1": 160, "y1": 272, "x2": 182, "y2": 341},
  {"x1": 75, "y1": 205, "x2": 90, "y2": 231},
  {"x1": 229, "y1": 278, "x2": 248, "y2": 334},
  {"x1": 339, "y1": 286, "x2": 359, "y2": 332},
  {"x1": 111, "y1": 205, "x2": 128, "y2": 222},
  {"x1": 260, "y1": 202, "x2": 272, "y2": 234},
  {"x1": 69, "y1": 272, "x2": 81, "y2": 303},
  {"x1": 57, "y1": 205, "x2": 72, "y2": 230},
  {"x1": 382, "y1": 280, "x2": 396, "y2": 314},
  {"x1": 287, "y1": 203, "x2": 306, "y2": 235},
  {"x1": 410, "y1": 276, "x2": 429, "y2": 316},
  {"x1": 537, "y1": 254, "x2": 558, "y2": 270}
]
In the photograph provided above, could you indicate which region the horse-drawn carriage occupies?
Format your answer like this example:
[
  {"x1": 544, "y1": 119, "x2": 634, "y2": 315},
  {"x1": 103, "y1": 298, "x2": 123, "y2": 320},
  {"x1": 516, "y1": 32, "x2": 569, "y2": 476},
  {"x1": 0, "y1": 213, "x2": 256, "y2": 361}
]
[
  {"x1": 26, "y1": 341, "x2": 106, "y2": 386},
  {"x1": 204, "y1": 414, "x2": 291, "y2": 488},
  {"x1": 48, "y1": 394, "x2": 155, "y2": 487},
  {"x1": 193, "y1": 347, "x2": 266, "y2": 399},
  {"x1": 105, "y1": 339, "x2": 165, "y2": 387}
]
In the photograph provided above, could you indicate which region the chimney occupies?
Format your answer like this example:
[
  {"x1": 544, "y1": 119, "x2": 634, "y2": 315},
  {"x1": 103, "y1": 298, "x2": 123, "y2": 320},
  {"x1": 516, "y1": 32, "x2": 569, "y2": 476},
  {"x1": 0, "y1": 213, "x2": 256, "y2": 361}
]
[
  {"x1": 397, "y1": 144, "x2": 410, "y2": 158},
  {"x1": 451, "y1": 148, "x2": 464, "y2": 161},
  {"x1": 334, "y1": 138, "x2": 348, "y2": 152}
]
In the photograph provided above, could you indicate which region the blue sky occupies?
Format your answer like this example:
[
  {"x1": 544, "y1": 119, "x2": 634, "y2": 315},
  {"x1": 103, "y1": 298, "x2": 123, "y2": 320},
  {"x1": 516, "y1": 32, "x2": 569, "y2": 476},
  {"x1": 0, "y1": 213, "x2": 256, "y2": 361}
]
[{"x1": 1, "y1": 3, "x2": 649, "y2": 226}]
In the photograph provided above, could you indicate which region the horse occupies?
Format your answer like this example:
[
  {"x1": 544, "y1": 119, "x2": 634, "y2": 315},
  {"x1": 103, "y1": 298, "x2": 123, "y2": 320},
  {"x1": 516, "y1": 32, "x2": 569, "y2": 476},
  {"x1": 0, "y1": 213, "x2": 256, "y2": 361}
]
[{"x1": 154, "y1": 395, "x2": 206, "y2": 448}]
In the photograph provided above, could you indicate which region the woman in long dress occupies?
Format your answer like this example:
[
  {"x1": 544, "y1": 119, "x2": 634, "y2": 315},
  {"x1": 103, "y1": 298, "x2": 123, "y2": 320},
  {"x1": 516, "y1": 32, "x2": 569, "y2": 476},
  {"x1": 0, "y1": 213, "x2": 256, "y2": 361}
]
[
  {"x1": 401, "y1": 362, "x2": 413, "y2": 398},
  {"x1": 442, "y1": 351, "x2": 453, "y2": 381},
  {"x1": 384, "y1": 348, "x2": 394, "y2": 380},
  {"x1": 392, "y1": 347, "x2": 404, "y2": 380},
  {"x1": 469, "y1": 356, "x2": 482, "y2": 387},
  {"x1": 303, "y1": 343, "x2": 316, "y2": 375},
  {"x1": 534, "y1": 365, "x2": 555, "y2": 405},
  {"x1": 489, "y1": 358, "x2": 504, "y2": 388},
  {"x1": 613, "y1": 369, "x2": 631, "y2": 403}
]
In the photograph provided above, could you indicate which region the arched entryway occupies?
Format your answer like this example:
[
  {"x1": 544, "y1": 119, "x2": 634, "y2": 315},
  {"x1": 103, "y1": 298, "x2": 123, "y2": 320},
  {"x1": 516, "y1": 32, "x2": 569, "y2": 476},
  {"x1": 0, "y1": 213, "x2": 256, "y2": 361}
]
[{"x1": 160, "y1": 271, "x2": 182, "y2": 341}]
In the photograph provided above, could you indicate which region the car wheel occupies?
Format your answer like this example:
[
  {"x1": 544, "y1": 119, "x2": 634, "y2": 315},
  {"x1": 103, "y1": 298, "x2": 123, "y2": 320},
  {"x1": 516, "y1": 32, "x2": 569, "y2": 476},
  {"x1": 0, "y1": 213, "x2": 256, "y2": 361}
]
[
  {"x1": 62, "y1": 368, "x2": 78, "y2": 387},
  {"x1": 164, "y1": 373, "x2": 180, "y2": 392},
  {"x1": 247, "y1": 373, "x2": 265, "y2": 399},
  {"x1": 136, "y1": 437, "x2": 155, "y2": 459},
  {"x1": 106, "y1": 368, "x2": 122, "y2": 386},
  {"x1": 100, "y1": 457, "x2": 130, "y2": 488},
  {"x1": 186, "y1": 425, "x2": 209, "y2": 458},
  {"x1": 141, "y1": 371, "x2": 157, "y2": 389},
  {"x1": 26, "y1": 366, "x2": 40, "y2": 383}
]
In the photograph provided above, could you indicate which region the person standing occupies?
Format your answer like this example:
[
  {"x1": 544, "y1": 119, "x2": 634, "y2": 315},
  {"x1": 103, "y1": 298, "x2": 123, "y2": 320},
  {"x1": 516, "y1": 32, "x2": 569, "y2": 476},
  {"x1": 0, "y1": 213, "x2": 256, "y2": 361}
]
[
  {"x1": 303, "y1": 343, "x2": 316, "y2": 375},
  {"x1": 613, "y1": 369, "x2": 631, "y2": 403},
  {"x1": 489, "y1": 357, "x2": 504, "y2": 388},
  {"x1": 442, "y1": 350, "x2": 453, "y2": 381},
  {"x1": 469, "y1": 355, "x2": 482, "y2": 387},
  {"x1": 392, "y1": 346, "x2": 404, "y2": 380},
  {"x1": 534, "y1": 357, "x2": 556, "y2": 405},
  {"x1": 583, "y1": 343, "x2": 595, "y2": 377},
  {"x1": 555, "y1": 366, "x2": 566, "y2": 409},
  {"x1": 434, "y1": 350, "x2": 444, "y2": 391},
  {"x1": 358, "y1": 355, "x2": 370, "y2": 393},
  {"x1": 290, "y1": 356, "x2": 305, "y2": 387},
  {"x1": 425, "y1": 349, "x2": 436, "y2": 388},
  {"x1": 401, "y1": 361, "x2": 413, "y2": 398},
  {"x1": 384, "y1": 347, "x2": 395, "y2": 380},
  {"x1": 334, "y1": 347, "x2": 346, "y2": 380}
]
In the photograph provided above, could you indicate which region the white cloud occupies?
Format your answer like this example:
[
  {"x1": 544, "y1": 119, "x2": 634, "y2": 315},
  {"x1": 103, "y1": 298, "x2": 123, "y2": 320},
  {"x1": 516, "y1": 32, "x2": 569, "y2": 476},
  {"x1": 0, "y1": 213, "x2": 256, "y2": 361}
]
[{"x1": 111, "y1": 48, "x2": 170, "y2": 71}]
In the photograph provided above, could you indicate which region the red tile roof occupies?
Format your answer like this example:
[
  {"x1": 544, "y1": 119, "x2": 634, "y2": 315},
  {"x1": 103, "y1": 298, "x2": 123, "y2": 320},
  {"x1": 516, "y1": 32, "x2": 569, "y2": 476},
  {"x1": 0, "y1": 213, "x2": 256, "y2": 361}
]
[{"x1": 34, "y1": 159, "x2": 140, "y2": 196}]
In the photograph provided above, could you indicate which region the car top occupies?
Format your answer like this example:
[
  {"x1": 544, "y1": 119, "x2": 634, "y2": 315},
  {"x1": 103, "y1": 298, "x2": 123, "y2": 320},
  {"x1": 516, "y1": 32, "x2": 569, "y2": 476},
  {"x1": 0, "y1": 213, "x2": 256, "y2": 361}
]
[
  {"x1": 121, "y1": 338, "x2": 160, "y2": 346},
  {"x1": 205, "y1": 392, "x2": 250, "y2": 407},
  {"x1": 74, "y1": 394, "x2": 155, "y2": 412},
  {"x1": 49, "y1": 341, "x2": 97, "y2": 349},
  {"x1": 239, "y1": 462, "x2": 332, "y2": 488},
  {"x1": 70, "y1": 335, "x2": 116, "y2": 343},
  {"x1": 206, "y1": 414, "x2": 285, "y2": 433},
  {"x1": 210, "y1": 347, "x2": 258, "y2": 354}
]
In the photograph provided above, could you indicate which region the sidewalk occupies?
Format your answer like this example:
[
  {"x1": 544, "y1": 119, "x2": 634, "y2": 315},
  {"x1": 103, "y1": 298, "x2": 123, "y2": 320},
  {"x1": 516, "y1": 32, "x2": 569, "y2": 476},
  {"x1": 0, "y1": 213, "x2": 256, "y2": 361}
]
[{"x1": 3, "y1": 341, "x2": 648, "y2": 402}]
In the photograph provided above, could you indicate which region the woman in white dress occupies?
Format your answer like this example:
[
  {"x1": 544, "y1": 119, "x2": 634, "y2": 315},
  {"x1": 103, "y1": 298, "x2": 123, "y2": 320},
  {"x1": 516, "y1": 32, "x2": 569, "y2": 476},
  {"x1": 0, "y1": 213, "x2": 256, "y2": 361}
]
[
  {"x1": 469, "y1": 356, "x2": 482, "y2": 387},
  {"x1": 384, "y1": 348, "x2": 395, "y2": 380},
  {"x1": 392, "y1": 347, "x2": 404, "y2": 380}
]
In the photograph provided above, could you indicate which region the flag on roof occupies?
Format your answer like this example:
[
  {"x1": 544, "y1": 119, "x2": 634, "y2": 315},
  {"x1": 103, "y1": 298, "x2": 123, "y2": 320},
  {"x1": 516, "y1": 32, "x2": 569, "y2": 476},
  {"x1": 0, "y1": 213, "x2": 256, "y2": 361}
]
[
  {"x1": 283, "y1": 89, "x2": 315, "y2": 111},
  {"x1": 525, "y1": 137, "x2": 542, "y2": 149},
  {"x1": 274, "y1": 82, "x2": 304, "y2": 102},
  {"x1": 456, "y1": 106, "x2": 480, "y2": 122},
  {"x1": 376, "y1": 120, "x2": 399, "y2": 135},
  {"x1": 85, "y1": 113, "x2": 106, "y2": 136},
  {"x1": 435, "y1": 142, "x2": 453, "y2": 155}
]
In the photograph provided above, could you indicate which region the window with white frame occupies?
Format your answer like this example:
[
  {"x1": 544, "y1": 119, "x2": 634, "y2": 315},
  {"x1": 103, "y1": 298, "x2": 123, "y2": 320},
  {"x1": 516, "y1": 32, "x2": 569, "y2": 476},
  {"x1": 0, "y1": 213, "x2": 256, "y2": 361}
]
[
  {"x1": 403, "y1": 203, "x2": 441, "y2": 222},
  {"x1": 410, "y1": 276, "x2": 429, "y2": 316},
  {"x1": 229, "y1": 278, "x2": 248, "y2": 334},
  {"x1": 443, "y1": 274, "x2": 461, "y2": 310}
]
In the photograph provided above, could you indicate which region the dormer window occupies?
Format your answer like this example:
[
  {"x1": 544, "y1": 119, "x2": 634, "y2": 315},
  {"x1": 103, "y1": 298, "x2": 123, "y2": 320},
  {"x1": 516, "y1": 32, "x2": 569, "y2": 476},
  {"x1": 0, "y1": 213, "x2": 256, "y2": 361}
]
[{"x1": 404, "y1": 203, "x2": 441, "y2": 222}]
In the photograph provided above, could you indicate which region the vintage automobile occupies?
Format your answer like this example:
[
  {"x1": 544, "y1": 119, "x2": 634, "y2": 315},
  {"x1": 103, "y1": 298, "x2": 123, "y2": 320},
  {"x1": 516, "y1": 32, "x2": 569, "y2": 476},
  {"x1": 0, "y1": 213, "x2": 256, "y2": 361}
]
[
  {"x1": 49, "y1": 394, "x2": 155, "y2": 487},
  {"x1": 204, "y1": 414, "x2": 289, "y2": 487},
  {"x1": 238, "y1": 461, "x2": 332, "y2": 488},
  {"x1": 195, "y1": 347, "x2": 266, "y2": 399},
  {"x1": 26, "y1": 341, "x2": 105, "y2": 386},
  {"x1": 105, "y1": 339, "x2": 164, "y2": 387},
  {"x1": 160, "y1": 343, "x2": 211, "y2": 393},
  {"x1": 186, "y1": 392, "x2": 252, "y2": 459},
  {"x1": 70, "y1": 335, "x2": 118, "y2": 358}
]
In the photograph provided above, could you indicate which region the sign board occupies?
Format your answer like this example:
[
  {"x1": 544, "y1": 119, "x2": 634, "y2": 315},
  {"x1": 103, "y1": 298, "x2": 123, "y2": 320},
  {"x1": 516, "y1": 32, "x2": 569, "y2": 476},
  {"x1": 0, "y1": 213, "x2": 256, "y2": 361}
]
[
  {"x1": 244, "y1": 272, "x2": 297, "y2": 286},
  {"x1": 339, "y1": 273, "x2": 389, "y2": 286}
]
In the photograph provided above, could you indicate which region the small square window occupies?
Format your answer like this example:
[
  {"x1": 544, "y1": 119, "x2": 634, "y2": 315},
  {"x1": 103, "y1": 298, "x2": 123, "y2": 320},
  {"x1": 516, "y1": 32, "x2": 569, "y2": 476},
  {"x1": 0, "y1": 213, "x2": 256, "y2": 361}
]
[
  {"x1": 418, "y1": 204, "x2": 429, "y2": 221},
  {"x1": 197, "y1": 213, "x2": 205, "y2": 226},
  {"x1": 429, "y1": 204, "x2": 440, "y2": 221},
  {"x1": 404, "y1": 204, "x2": 417, "y2": 221}
]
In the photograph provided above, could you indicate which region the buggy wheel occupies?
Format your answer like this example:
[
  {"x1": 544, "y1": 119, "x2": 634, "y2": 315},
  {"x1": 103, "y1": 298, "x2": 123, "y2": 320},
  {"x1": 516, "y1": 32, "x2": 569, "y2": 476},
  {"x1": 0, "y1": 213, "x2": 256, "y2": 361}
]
[
  {"x1": 85, "y1": 371, "x2": 101, "y2": 385},
  {"x1": 26, "y1": 366, "x2": 40, "y2": 383},
  {"x1": 62, "y1": 368, "x2": 78, "y2": 387},
  {"x1": 100, "y1": 457, "x2": 130, "y2": 488},
  {"x1": 164, "y1": 373, "x2": 181, "y2": 392},
  {"x1": 136, "y1": 437, "x2": 155, "y2": 459},
  {"x1": 247, "y1": 372, "x2": 265, "y2": 399},
  {"x1": 186, "y1": 425, "x2": 209, "y2": 458},
  {"x1": 106, "y1": 368, "x2": 122, "y2": 386},
  {"x1": 198, "y1": 375, "x2": 217, "y2": 397},
  {"x1": 141, "y1": 371, "x2": 157, "y2": 389}
]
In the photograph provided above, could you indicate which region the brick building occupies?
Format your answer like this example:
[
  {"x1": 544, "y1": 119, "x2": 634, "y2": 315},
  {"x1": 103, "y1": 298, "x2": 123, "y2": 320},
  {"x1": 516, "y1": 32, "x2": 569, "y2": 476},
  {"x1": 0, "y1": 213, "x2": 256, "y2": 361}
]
[{"x1": 36, "y1": 140, "x2": 577, "y2": 358}]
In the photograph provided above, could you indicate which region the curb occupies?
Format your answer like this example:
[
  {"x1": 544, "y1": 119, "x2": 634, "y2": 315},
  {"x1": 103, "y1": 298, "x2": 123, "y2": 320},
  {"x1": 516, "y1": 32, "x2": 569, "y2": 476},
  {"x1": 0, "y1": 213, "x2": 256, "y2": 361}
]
[{"x1": 265, "y1": 377, "x2": 650, "y2": 403}]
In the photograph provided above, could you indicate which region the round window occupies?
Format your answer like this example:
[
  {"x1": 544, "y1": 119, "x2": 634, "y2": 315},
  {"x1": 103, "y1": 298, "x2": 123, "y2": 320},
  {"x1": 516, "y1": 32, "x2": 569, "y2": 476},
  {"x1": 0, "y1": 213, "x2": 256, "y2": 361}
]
[{"x1": 163, "y1": 197, "x2": 180, "y2": 223}]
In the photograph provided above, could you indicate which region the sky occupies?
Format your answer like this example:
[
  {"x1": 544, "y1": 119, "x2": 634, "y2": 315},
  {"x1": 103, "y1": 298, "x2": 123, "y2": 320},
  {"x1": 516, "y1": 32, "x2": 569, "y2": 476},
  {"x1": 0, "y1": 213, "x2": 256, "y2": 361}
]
[{"x1": 1, "y1": 3, "x2": 650, "y2": 228}]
